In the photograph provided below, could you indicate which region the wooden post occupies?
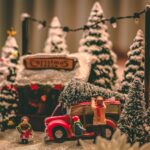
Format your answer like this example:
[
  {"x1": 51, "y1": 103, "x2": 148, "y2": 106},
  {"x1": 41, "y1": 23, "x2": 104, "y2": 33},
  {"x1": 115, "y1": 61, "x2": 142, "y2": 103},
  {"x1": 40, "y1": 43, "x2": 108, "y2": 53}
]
[
  {"x1": 145, "y1": 5, "x2": 150, "y2": 108},
  {"x1": 22, "y1": 17, "x2": 29, "y2": 55}
]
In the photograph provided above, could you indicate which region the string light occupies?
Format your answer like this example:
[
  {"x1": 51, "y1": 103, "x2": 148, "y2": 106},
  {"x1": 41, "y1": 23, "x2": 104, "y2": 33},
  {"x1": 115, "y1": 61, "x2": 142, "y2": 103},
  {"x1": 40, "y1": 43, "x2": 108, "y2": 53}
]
[
  {"x1": 133, "y1": 12, "x2": 140, "y2": 24},
  {"x1": 37, "y1": 21, "x2": 47, "y2": 29},
  {"x1": 110, "y1": 17, "x2": 117, "y2": 28},
  {"x1": 21, "y1": 9, "x2": 145, "y2": 32}
]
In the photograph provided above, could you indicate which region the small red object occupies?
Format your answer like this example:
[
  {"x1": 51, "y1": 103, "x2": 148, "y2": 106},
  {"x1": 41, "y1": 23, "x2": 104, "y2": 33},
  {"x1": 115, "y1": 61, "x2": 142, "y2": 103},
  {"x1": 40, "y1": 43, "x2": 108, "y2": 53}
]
[
  {"x1": 5, "y1": 84, "x2": 11, "y2": 90},
  {"x1": 30, "y1": 84, "x2": 39, "y2": 90},
  {"x1": 44, "y1": 100, "x2": 119, "y2": 141},
  {"x1": 41, "y1": 95, "x2": 47, "y2": 102},
  {"x1": 54, "y1": 84, "x2": 62, "y2": 91},
  {"x1": 21, "y1": 130, "x2": 32, "y2": 139},
  {"x1": 72, "y1": 116, "x2": 79, "y2": 122}
]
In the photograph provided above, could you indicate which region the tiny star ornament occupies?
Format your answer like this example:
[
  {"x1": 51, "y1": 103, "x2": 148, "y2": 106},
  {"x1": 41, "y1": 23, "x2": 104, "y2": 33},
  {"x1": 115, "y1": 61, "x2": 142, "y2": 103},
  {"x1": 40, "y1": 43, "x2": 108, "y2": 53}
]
[{"x1": 7, "y1": 28, "x2": 17, "y2": 37}]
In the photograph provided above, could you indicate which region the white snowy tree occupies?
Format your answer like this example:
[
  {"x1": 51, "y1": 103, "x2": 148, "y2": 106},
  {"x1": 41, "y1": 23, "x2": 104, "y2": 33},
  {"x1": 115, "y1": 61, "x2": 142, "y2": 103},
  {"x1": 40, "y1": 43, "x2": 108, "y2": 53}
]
[
  {"x1": 1, "y1": 28, "x2": 19, "y2": 83},
  {"x1": 119, "y1": 29, "x2": 144, "y2": 94},
  {"x1": 1, "y1": 29, "x2": 19, "y2": 63},
  {"x1": 0, "y1": 29, "x2": 19, "y2": 129},
  {"x1": 118, "y1": 78, "x2": 148, "y2": 145},
  {"x1": 43, "y1": 16, "x2": 69, "y2": 54},
  {"x1": 78, "y1": 2, "x2": 118, "y2": 90}
]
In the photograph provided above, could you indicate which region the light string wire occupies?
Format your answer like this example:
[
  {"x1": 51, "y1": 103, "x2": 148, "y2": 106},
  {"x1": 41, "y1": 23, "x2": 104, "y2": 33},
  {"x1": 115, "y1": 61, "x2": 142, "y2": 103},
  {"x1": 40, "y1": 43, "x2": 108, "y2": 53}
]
[{"x1": 21, "y1": 9, "x2": 145, "y2": 32}]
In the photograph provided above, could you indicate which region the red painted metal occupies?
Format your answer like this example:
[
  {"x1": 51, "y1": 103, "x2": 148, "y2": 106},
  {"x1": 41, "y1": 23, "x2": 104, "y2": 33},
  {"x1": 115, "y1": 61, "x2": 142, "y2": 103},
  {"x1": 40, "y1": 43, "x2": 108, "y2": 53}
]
[{"x1": 45, "y1": 99, "x2": 119, "y2": 141}]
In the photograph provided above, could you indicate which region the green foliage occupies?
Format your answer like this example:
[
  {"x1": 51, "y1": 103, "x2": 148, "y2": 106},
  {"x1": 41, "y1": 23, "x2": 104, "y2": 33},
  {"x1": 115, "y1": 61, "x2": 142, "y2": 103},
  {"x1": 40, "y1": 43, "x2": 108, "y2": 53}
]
[{"x1": 118, "y1": 78, "x2": 148, "y2": 144}]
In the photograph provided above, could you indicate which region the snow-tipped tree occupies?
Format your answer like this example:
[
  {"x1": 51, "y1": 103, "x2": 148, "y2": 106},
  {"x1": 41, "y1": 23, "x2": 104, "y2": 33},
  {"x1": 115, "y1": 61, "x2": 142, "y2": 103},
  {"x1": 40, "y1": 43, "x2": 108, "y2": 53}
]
[
  {"x1": 1, "y1": 28, "x2": 19, "y2": 83},
  {"x1": 0, "y1": 85, "x2": 19, "y2": 129},
  {"x1": 43, "y1": 16, "x2": 69, "y2": 54},
  {"x1": 78, "y1": 2, "x2": 118, "y2": 90},
  {"x1": 134, "y1": 63, "x2": 144, "y2": 84},
  {"x1": 1, "y1": 29, "x2": 19, "y2": 64},
  {"x1": 0, "y1": 29, "x2": 19, "y2": 129},
  {"x1": 118, "y1": 78, "x2": 148, "y2": 144},
  {"x1": 119, "y1": 29, "x2": 144, "y2": 94},
  {"x1": 59, "y1": 79, "x2": 126, "y2": 105}
]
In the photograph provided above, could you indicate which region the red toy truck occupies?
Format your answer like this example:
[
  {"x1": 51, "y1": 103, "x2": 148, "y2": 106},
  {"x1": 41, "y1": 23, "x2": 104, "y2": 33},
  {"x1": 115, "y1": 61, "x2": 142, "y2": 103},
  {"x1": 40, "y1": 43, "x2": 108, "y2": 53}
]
[{"x1": 44, "y1": 100, "x2": 121, "y2": 141}]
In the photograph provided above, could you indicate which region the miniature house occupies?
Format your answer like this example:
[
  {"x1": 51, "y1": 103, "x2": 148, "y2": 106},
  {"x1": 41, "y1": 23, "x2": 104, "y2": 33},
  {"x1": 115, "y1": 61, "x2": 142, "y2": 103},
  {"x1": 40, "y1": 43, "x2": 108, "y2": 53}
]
[{"x1": 15, "y1": 53, "x2": 91, "y2": 131}]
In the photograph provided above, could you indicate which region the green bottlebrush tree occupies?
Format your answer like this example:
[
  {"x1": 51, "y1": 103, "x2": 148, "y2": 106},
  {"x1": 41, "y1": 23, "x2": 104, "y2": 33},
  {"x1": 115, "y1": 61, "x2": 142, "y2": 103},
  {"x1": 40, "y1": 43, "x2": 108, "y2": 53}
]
[
  {"x1": 118, "y1": 78, "x2": 148, "y2": 145},
  {"x1": 59, "y1": 79, "x2": 127, "y2": 105},
  {"x1": 144, "y1": 107, "x2": 150, "y2": 143}
]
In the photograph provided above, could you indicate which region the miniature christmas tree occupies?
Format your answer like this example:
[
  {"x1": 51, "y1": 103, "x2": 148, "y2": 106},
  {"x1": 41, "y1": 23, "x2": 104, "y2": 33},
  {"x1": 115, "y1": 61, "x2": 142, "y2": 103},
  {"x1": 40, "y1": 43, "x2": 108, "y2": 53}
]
[
  {"x1": 78, "y1": 2, "x2": 118, "y2": 90},
  {"x1": 1, "y1": 28, "x2": 19, "y2": 64},
  {"x1": 0, "y1": 28, "x2": 19, "y2": 129},
  {"x1": 117, "y1": 78, "x2": 148, "y2": 144},
  {"x1": 1, "y1": 28, "x2": 19, "y2": 83},
  {"x1": 43, "y1": 16, "x2": 69, "y2": 54},
  {"x1": 59, "y1": 79, "x2": 126, "y2": 105},
  {"x1": 0, "y1": 85, "x2": 19, "y2": 129},
  {"x1": 119, "y1": 29, "x2": 144, "y2": 94}
]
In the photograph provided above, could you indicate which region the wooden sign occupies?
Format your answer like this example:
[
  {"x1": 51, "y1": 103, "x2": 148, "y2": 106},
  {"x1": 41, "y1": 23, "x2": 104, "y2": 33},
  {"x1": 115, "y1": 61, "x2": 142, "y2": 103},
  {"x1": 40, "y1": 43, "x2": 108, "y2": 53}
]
[{"x1": 24, "y1": 56, "x2": 77, "y2": 70}]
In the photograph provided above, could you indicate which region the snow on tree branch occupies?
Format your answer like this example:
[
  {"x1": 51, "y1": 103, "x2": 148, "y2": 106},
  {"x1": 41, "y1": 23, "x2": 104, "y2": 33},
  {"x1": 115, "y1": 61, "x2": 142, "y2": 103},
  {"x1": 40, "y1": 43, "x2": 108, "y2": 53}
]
[
  {"x1": 59, "y1": 79, "x2": 127, "y2": 105},
  {"x1": 43, "y1": 16, "x2": 69, "y2": 54}
]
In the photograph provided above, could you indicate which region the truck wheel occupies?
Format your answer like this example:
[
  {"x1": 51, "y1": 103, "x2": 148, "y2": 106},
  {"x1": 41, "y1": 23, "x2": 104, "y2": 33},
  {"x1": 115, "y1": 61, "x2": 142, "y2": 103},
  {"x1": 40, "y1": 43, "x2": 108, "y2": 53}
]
[
  {"x1": 105, "y1": 125, "x2": 114, "y2": 139},
  {"x1": 52, "y1": 126, "x2": 67, "y2": 142}
]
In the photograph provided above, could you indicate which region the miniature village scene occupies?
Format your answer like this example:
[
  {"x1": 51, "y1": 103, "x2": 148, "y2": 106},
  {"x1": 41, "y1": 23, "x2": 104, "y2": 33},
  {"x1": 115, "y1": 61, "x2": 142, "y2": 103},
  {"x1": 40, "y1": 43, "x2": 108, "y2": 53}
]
[{"x1": 0, "y1": 1, "x2": 150, "y2": 150}]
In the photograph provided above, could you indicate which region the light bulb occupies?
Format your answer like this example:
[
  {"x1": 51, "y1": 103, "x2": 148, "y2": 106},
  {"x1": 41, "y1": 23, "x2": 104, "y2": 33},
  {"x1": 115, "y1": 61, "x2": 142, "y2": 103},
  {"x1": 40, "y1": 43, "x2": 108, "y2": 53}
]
[
  {"x1": 133, "y1": 12, "x2": 140, "y2": 24},
  {"x1": 112, "y1": 22, "x2": 117, "y2": 28},
  {"x1": 134, "y1": 18, "x2": 139, "y2": 24},
  {"x1": 110, "y1": 17, "x2": 117, "y2": 29},
  {"x1": 37, "y1": 24, "x2": 44, "y2": 30}
]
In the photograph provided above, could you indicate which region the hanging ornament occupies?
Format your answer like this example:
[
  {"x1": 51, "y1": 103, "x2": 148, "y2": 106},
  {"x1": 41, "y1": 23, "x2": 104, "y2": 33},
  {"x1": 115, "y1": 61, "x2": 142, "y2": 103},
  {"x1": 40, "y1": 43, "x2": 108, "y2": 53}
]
[
  {"x1": 41, "y1": 95, "x2": 47, "y2": 102},
  {"x1": 30, "y1": 84, "x2": 39, "y2": 91},
  {"x1": 5, "y1": 84, "x2": 12, "y2": 90},
  {"x1": 110, "y1": 17, "x2": 117, "y2": 28},
  {"x1": 7, "y1": 28, "x2": 16, "y2": 37},
  {"x1": 54, "y1": 84, "x2": 62, "y2": 91}
]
